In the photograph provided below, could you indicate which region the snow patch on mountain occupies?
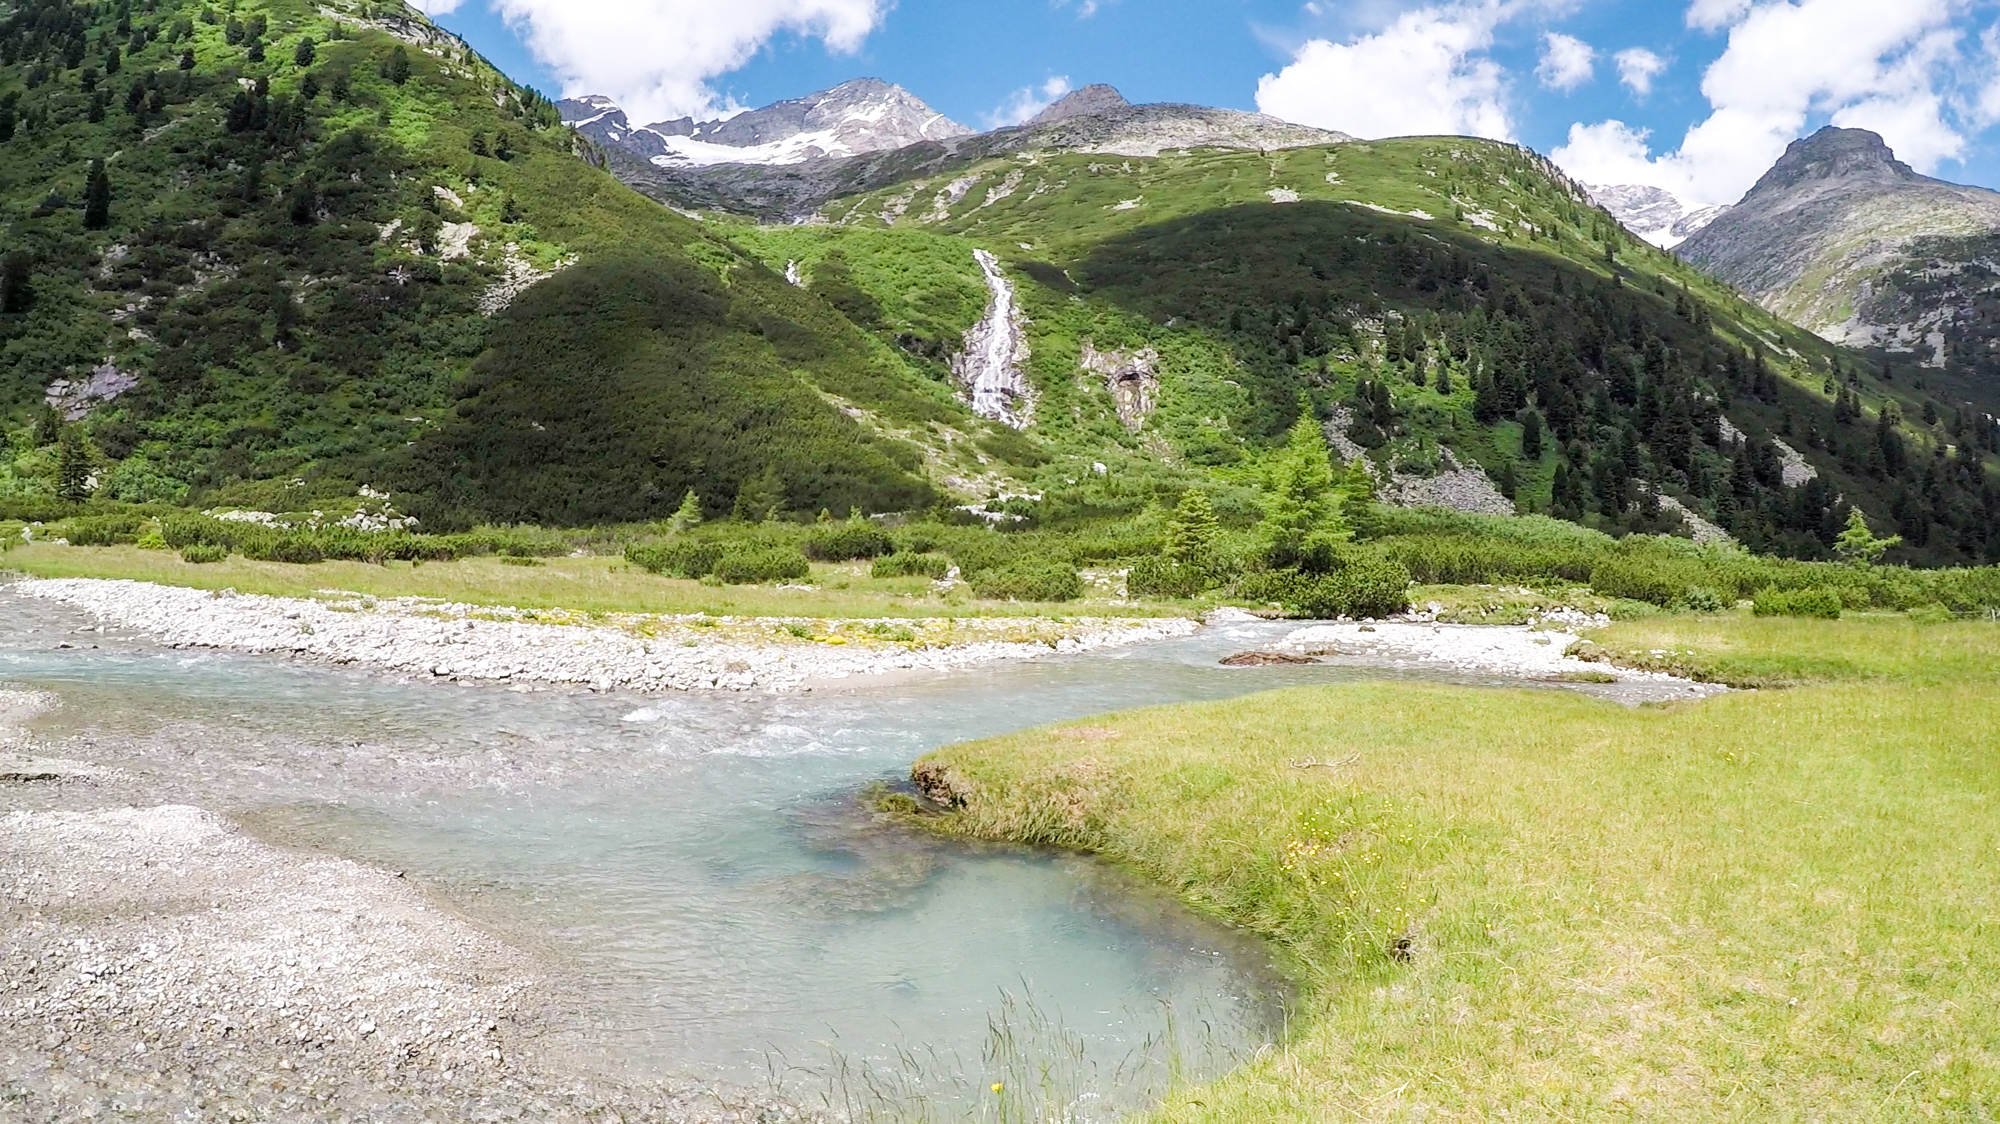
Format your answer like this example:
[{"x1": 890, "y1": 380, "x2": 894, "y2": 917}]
[
  {"x1": 1586, "y1": 184, "x2": 1728, "y2": 249},
  {"x1": 562, "y1": 79, "x2": 970, "y2": 170}
]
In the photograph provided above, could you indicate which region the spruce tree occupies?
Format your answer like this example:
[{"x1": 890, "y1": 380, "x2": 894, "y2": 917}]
[
  {"x1": 1164, "y1": 489, "x2": 1220, "y2": 568},
  {"x1": 731, "y1": 466, "x2": 784, "y2": 523},
  {"x1": 385, "y1": 46, "x2": 411, "y2": 85},
  {"x1": 83, "y1": 159, "x2": 110, "y2": 230},
  {"x1": 293, "y1": 36, "x2": 316, "y2": 68},
  {"x1": 668, "y1": 489, "x2": 703, "y2": 533},
  {"x1": 55, "y1": 428, "x2": 92, "y2": 503}
]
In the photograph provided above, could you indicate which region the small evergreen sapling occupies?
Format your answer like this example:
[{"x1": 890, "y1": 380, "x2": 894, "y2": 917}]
[
  {"x1": 668, "y1": 489, "x2": 703, "y2": 533},
  {"x1": 1834, "y1": 508, "x2": 1900, "y2": 565}
]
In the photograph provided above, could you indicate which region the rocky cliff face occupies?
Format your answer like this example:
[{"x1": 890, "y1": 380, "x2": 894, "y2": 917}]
[
  {"x1": 1586, "y1": 183, "x2": 1727, "y2": 249},
  {"x1": 561, "y1": 79, "x2": 971, "y2": 169},
  {"x1": 1676, "y1": 128, "x2": 2000, "y2": 383}
]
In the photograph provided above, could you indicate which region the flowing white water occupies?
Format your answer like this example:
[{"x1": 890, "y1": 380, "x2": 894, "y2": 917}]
[{"x1": 955, "y1": 249, "x2": 1033, "y2": 428}]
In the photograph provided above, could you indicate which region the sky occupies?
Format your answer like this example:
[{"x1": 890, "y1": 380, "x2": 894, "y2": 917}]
[{"x1": 410, "y1": 0, "x2": 2000, "y2": 207}]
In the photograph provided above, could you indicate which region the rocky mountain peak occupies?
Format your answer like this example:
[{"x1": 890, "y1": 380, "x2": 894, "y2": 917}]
[
  {"x1": 1751, "y1": 127, "x2": 1918, "y2": 196},
  {"x1": 1029, "y1": 85, "x2": 1130, "y2": 125},
  {"x1": 562, "y1": 80, "x2": 970, "y2": 168},
  {"x1": 1586, "y1": 183, "x2": 1728, "y2": 249}
]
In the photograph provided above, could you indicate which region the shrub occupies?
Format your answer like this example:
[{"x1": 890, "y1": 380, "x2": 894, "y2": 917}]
[
  {"x1": 1679, "y1": 586, "x2": 1730, "y2": 613},
  {"x1": 1589, "y1": 555, "x2": 1705, "y2": 607},
  {"x1": 627, "y1": 540, "x2": 724, "y2": 578},
  {"x1": 262, "y1": 536, "x2": 327, "y2": 564},
  {"x1": 713, "y1": 547, "x2": 811, "y2": 585},
  {"x1": 1237, "y1": 552, "x2": 1411, "y2": 619},
  {"x1": 805, "y1": 523, "x2": 894, "y2": 561},
  {"x1": 871, "y1": 551, "x2": 950, "y2": 579},
  {"x1": 1753, "y1": 586, "x2": 1842, "y2": 619},
  {"x1": 56, "y1": 515, "x2": 144, "y2": 545},
  {"x1": 1127, "y1": 556, "x2": 1211, "y2": 599},
  {"x1": 972, "y1": 558, "x2": 1084, "y2": 602},
  {"x1": 179, "y1": 543, "x2": 227, "y2": 564}
]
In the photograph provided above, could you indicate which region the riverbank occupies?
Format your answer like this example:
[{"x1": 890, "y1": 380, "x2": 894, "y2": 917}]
[
  {"x1": 0, "y1": 691, "x2": 808, "y2": 1122},
  {"x1": 10, "y1": 576, "x2": 1200, "y2": 693},
  {"x1": 904, "y1": 615, "x2": 2000, "y2": 1120}
]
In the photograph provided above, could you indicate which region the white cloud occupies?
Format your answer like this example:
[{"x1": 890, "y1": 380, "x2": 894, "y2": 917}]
[
  {"x1": 1256, "y1": 3, "x2": 1515, "y2": 141},
  {"x1": 1685, "y1": 0, "x2": 1751, "y2": 31},
  {"x1": 1537, "y1": 32, "x2": 1596, "y2": 91},
  {"x1": 475, "y1": 0, "x2": 887, "y2": 124},
  {"x1": 1977, "y1": 26, "x2": 2000, "y2": 126},
  {"x1": 1613, "y1": 47, "x2": 1667, "y2": 96},
  {"x1": 1553, "y1": 0, "x2": 1969, "y2": 206},
  {"x1": 983, "y1": 76, "x2": 1073, "y2": 128}
]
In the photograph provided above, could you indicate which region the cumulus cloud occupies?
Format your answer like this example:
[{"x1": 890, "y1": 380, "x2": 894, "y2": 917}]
[
  {"x1": 1256, "y1": 3, "x2": 1514, "y2": 140},
  {"x1": 1537, "y1": 33, "x2": 1596, "y2": 91},
  {"x1": 983, "y1": 76, "x2": 1073, "y2": 128},
  {"x1": 1613, "y1": 47, "x2": 1667, "y2": 95},
  {"x1": 1685, "y1": 0, "x2": 1751, "y2": 31},
  {"x1": 465, "y1": 0, "x2": 887, "y2": 124},
  {"x1": 1554, "y1": 0, "x2": 1969, "y2": 205}
]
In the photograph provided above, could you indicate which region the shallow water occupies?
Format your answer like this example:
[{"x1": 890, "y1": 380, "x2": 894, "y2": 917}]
[{"x1": 0, "y1": 589, "x2": 1646, "y2": 1113}]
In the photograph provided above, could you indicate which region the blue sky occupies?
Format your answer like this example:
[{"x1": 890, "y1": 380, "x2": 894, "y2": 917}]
[{"x1": 414, "y1": 0, "x2": 2000, "y2": 204}]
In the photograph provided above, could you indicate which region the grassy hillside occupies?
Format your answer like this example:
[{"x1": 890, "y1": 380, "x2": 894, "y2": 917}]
[
  {"x1": 715, "y1": 137, "x2": 2000, "y2": 563},
  {"x1": 0, "y1": 0, "x2": 977, "y2": 525}
]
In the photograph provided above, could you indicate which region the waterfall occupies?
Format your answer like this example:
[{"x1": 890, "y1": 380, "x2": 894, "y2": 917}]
[{"x1": 953, "y1": 249, "x2": 1033, "y2": 428}]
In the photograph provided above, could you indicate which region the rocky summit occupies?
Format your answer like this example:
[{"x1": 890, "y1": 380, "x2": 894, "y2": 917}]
[
  {"x1": 561, "y1": 79, "x2": 971, "y2": 169},
  {"x1": 1677, "y1": 127, "x2": 2000, "y2": 396}
]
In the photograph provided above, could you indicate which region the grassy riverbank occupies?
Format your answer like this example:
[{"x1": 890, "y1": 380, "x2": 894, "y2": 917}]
[
  {"x1": 906, "y1": 614, "x2": 2000, "y2": 1119},
  {"x1": 0, "y1": 543, "x2": 1178, "y2": 620}
]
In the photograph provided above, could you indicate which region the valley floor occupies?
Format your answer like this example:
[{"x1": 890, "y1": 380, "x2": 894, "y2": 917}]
[{"x1": 907, "y1": 615, "x2": 2000, "y2": 1121}]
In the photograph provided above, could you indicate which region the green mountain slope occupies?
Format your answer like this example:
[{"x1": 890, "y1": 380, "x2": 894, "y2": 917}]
[
  {"x1": 0, "y1": 0, "x2": 969, "y2": 525},
  {"x1": 708, "y1": 137, "x2": 2000, "y2": 563}
]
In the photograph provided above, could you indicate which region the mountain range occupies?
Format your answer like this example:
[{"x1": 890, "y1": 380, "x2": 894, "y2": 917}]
[{"x1": 2, "y1": 1, "x2": 1996, "y2": 565}]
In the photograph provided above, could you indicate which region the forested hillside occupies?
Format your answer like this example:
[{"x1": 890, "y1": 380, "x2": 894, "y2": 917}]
[
  {"x1": 0, "y1": 0, "x2": 963, "y2": 527},
  {"x1": 718, "y1": 138, "x2": 2000, "y2": 563}
]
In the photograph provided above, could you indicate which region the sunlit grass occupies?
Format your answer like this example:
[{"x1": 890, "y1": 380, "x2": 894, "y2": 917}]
[
  {"x1": 0, "y1": 543, "x2": 1185, "y2": 621},
  {"x1": 909, "y1": 616, "x2": 2000, "y2": 1120}
]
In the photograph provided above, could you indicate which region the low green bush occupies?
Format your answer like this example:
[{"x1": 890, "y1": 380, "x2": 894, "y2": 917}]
[
  {"x1": 1240, "y1": 555, "x2": 1412, "y2": 619},
  {"x1": 871, "y1": 551, "x2": 950, "y2": 579},
  {"x1": 54, "y1": 515, "x2": 145, "y2": 546},
  {"x1": 972, "y1": 558, "x2": 1084, "y2": 602},
  {"x1": 804, "y1": 523, "x2": 894, "y2": 561},
  {"x1": 713, "y1": 547, "x2": 811, "y2": 585},
  {"x1": 1753, "y1": 586, "x2": 1842, "y2": 619},
  {"x1": 1126, "y1": 556, "x2": 1212, "y2": 599},
  {"x1": 179, "y1": 543, "x2": 227, "y2": 564},
  {"x1": 627, "y1": 540, "x2": 725, "y2": 578}
]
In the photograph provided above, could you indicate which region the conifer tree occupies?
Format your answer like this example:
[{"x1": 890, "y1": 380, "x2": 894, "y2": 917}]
[
  {"x1": 55, "y1": 428, "x2": 92, "y2": 503},
  {"x1": 1834, "y1": 508, "x2": 1900, "y2": 565},
  {"x1": 1164, "y1": 489, "x2": 1220, "y2": 569},
  {"x1": 732, "y1": 466, "x2": 784, "y2": 523},
  {"x1": 83, "y1": 159, "x2": 110, "y2": 230},
  {"x1": 668, "y1": 489, "x2": 703, "y2": 533}
]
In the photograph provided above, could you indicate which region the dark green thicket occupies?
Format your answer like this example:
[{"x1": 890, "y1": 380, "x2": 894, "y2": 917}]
[{"x1": 393, "y1": 259, "x2": 933, "y2": 528}]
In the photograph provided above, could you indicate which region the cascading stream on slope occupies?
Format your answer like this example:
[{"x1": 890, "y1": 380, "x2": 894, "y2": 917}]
[{"x1": 955, "y1": 248, "x2": 1033, "y2": 428}]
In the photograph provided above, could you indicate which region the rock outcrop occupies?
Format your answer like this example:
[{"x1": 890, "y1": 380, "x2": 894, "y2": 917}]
[
  {"x1": 1586, "y1": 183, "x2": 1728, "y2": 249},
  {"x1": 1079, "y1": 341, "x2": 1159, "y2": 430}
]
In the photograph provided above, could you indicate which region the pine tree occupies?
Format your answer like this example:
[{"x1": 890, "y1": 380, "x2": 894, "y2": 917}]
[
  {"x1": 1261, "y1": 405, "x2": 1341, "y2": 564},
  {"x1": 731, "y1": 466, "x2": 784, "y2": 523},
  {"x1": 1834, "y1": 508, "x2": 1900, "y2": 564},
  {"x1": 384, "y1": 46, "x2": 411, "y2": 85},
  {"x1": 83, "y1": 159, "x2": 110, "y2": 230},
  {"x1": 1339, "y1": 455, "x2": 1381, "y2": 540},
  {"x1": 1164, "y1": 489, "x2": 1220, "y2": 568},
  {"x1": 55, "y1": 428, "x2": 92, "y2": 503},
  {"x1": 293, "y1": 36, "x2": 316, "y2": 68},
  {"x1": 668, "y1": 489, "x2": 703, "y2": 533}
]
